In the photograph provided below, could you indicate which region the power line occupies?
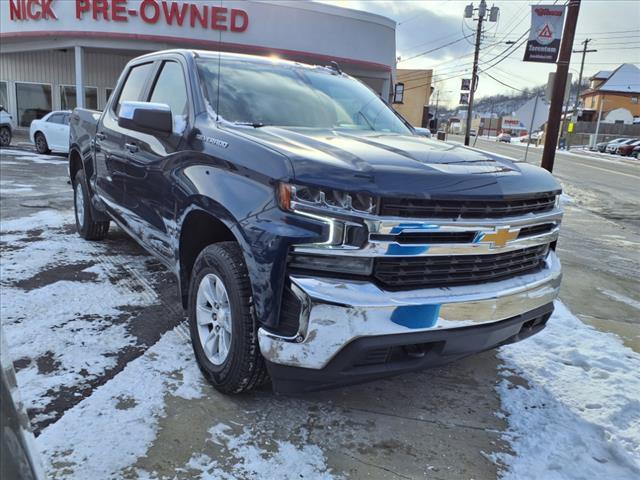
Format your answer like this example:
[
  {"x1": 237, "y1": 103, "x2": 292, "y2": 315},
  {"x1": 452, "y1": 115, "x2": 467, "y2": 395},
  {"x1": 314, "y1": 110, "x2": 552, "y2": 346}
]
[
  {"x1": 483, "y1": 71, "x2": 528, "y2": 93},
  {"x1": 398, "y1": 34, "x2": 474, "y2": 63}
]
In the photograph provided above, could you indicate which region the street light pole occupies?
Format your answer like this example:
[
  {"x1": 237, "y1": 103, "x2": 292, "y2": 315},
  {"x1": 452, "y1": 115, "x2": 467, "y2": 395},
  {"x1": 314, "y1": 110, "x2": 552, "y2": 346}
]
[{"x1": 541, "y1": 0, "x2": 582, "y2": 172}]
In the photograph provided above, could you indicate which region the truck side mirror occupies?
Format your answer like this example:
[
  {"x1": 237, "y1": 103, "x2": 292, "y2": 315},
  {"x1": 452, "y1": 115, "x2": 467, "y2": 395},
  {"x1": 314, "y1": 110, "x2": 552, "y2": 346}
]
[{"x1": 118, "y1": 101, "x2": 172, "y2": 134}]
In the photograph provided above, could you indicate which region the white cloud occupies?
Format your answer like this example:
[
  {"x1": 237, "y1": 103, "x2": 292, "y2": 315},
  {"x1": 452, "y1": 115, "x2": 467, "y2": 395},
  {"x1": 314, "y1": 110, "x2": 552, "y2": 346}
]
[{"x1": 318, "y1": 1, "x2": 640, "y2": 107}]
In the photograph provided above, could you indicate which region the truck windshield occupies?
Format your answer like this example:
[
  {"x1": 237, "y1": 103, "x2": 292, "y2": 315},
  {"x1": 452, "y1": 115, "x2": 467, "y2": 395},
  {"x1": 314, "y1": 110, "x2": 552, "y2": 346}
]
[{"x1": 197, "y1": 57, "x2": 411, "y2": 134}]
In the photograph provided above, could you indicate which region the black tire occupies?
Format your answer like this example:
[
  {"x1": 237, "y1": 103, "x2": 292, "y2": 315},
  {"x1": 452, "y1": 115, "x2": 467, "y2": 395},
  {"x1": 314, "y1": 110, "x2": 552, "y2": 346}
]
[
  {"x1": 0, "y1": 126, "x2": 11, "y2": 147},
  {"x1": 188, "y1": 242, "x2": 268, "y2": 394},
  {"x1": 35, "y1": 132, "x2": 50, "y2": 154},
  {"x1": 73, "y1": 170, "x2": 110, "y2": 240}
]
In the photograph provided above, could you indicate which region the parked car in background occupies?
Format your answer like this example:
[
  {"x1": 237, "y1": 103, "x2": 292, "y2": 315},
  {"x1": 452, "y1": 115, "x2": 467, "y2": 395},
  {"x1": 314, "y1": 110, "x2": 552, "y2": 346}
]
[
  {"x1": 0, "y1": 105, "x2": 12, "y2": 147},
  {"x1": 632, "y1": 145, "x2": 640, "y2": 159},
  {"x1": 469, "y1": 129, "x2": 477, "y2": 136},
  {"x1": 414, "y1": 127, "x2": 432, "y2": 138},
  {"x1": 606, "y1": 138, "x2": 635, "y2": 154},
  {"x1": 616, "y1": 139, "x2": 640, "y2": 156},
  {"x1": 496, "y1": 132, "x2": 511, "y2": 143},
  {"x1": 29, "y1": 111, "x2": 71, "y2": 154},
  {"x1": 520, "y1": 131, "x2": 542, "y2": 143},
  {"x1": 594, "y1": 137, "x2": 626, "y2": 152}
]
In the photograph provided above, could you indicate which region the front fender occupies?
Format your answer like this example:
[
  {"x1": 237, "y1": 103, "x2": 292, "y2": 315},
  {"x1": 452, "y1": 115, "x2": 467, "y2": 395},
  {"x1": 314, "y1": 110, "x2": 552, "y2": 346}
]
[{"x1": 174, "y1": 162, "x2": 326, "y2": 329}]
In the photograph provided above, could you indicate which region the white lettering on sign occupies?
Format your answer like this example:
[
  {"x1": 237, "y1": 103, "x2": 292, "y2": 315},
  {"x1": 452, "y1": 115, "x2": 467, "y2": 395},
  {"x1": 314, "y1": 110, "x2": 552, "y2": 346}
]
[{"x1": 9, "y1": 0, "x2": 249, "y2": 32}]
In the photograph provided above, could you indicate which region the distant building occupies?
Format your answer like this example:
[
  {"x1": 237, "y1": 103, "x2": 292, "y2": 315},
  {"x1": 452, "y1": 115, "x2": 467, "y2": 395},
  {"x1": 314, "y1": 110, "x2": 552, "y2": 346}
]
[
  {"x1": 499, "y1": 97, "x2": 549, "y2": 136},
  {"x1": 392, "y1": 69, "x2": 433, "y2": 127},
  {"x1": 579, "y1": 64, "x2": 640, "y2": 124}
]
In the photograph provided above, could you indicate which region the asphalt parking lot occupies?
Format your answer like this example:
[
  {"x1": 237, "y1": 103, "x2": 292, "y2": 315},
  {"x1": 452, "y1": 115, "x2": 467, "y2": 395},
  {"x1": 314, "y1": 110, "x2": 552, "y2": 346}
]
[{"x1": 1, "y1": 140, "x2": 639, "y2": 479}]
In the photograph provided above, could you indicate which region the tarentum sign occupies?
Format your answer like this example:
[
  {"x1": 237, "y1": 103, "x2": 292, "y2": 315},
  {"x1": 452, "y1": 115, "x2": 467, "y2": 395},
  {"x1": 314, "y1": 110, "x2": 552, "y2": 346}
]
[{"x1": 8, "y1": 0, "x2": 249, "y2": 32}]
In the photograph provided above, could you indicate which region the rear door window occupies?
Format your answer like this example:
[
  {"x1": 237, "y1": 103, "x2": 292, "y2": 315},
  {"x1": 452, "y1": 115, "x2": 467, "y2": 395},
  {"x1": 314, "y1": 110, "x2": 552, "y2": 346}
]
[
  {"x1": 47, "y1": 113, "x2": 63, "y2": 124},
  {"x1": 115, "y1": 62, "x2": 154, "y2": 116}
]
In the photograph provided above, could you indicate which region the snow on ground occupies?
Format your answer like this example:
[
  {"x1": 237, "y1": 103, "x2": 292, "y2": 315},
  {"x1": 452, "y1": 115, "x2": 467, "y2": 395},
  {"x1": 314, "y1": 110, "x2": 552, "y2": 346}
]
[
  {"x1": 177, "y1": 423, "x2": 336, "y2": 480},
  {"x1": 0, "y1": 148, "x2": 67, "y2": 164},
  {"x1": 598, "y1": 289, "x2": 640, "y2": 311},
  {"x1": 36, "y1": 325, "x2": 337, "y2": 480},
  {"x1": 36, "y1": 327, "x2": 205, "y2": 479},
  {"x1": 0, "y1": 209, "x2": 160, "y2": 426},
  {"x1": 495, "y1": 301, "x2": 640, "y2": 480}
]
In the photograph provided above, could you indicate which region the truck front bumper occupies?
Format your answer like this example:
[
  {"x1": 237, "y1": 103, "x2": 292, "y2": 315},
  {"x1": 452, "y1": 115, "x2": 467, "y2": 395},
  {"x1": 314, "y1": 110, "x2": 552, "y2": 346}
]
[{"x1": 258, "y1": 251, "x2": 561, "y2": 393}]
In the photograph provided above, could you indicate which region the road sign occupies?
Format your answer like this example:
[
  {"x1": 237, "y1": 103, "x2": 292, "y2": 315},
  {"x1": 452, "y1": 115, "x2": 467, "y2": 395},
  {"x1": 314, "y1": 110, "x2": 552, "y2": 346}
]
[
  {"x1": 461, "y1": 78, "x2": 471, "y2": 91},
  {"x1": 459, "y1": 93, "x2": 469, "y2": 105},
  {"x1": 524, "y1": 5, "x2": 567, "y2": 63}
]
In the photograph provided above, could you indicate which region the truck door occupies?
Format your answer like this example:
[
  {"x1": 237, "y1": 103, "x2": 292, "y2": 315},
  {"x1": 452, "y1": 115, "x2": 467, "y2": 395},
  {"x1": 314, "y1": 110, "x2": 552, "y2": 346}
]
[
  {"x1": 94, "y1": 62, "x2": 154, "y2": 220},
  {"x1": 119, "y1": 60, "x2": 190, "y2": 262}
]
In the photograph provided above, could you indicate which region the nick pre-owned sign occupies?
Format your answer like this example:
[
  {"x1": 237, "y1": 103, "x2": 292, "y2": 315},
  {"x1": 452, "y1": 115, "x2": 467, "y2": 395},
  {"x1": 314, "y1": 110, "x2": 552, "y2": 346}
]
[
  {"x1": 523, "y1": 5, "x2": 566, "y2": 63},
  {"x1": 8, "y1": 0, "x2": 249, "y2": 32}
]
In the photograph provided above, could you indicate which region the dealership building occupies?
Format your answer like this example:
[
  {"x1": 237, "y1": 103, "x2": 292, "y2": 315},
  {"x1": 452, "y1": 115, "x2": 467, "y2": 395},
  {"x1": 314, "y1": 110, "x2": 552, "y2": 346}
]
[{"x1": 0, "y1": 0, "x2": 396, "y2": 128}]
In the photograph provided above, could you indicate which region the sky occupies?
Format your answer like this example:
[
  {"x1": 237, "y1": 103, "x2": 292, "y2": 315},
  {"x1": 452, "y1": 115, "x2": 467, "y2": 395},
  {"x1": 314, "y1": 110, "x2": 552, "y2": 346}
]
[{"x1": 318, "y1": 0, "x2": 640, "y2": 107}]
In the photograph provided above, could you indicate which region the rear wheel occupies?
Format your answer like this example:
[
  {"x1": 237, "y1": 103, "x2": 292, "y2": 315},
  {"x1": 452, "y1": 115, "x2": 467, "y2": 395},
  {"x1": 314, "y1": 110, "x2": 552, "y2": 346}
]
[
  {"x1": 74, "y1": 170, "x2": 109, "y2": 240},
  {"x1": 35, "y1": 132, "x2": 50, "y2": 154},
  {"x1": 188, "y1": 242, "x2": 268, "y2": 394},
  {"x1": 0, "y1": 127, "x2": 11, "y2": 147}
]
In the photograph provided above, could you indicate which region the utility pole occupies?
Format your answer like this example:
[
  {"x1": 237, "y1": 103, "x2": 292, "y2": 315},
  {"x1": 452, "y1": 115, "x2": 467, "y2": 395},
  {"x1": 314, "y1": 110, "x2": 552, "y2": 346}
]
[
  {"x1": 572, "y1": 38, "x2": 596, "y2": 117},
  {"x1": 567, "y1": 38, "x2": 597, "y2": 148},
  {"x1": 524, "y1": 94, "x2": 539, "y2": 162},
  {"x1": 541, "y1": 0, "x2": 581, "y2": 172},
  {"x1": 433, "y1": 89, "x2": 440, "y2": 131},
  {"x1": 464, "y1": 1, "x2": 485, "y2": 146},
  {"x1": 462, "y1": 1, "x2": 498, "y2": 146},
  {"x1": 592, "y1": 95, "x2": 605, "y2": 148}
]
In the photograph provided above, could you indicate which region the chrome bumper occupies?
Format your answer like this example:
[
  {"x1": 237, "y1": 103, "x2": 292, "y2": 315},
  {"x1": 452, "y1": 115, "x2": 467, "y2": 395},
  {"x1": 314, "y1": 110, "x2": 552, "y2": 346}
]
[{"x1": 258, "y1": 251, "x2": 561, "y2": 369}]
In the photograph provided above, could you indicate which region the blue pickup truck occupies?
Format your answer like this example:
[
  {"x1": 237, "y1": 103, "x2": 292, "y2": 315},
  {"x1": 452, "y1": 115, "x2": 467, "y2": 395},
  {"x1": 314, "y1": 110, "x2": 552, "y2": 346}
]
[{"x1": 69, "y1": 49, "x2": 563, "y2": 394}]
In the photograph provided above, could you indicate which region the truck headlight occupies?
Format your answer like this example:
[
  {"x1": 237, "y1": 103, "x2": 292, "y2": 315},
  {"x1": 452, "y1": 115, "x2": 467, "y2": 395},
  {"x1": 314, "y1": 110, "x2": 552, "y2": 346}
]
[{"x1": 278, "y1": 183, "x2": 378, "y2": 216}]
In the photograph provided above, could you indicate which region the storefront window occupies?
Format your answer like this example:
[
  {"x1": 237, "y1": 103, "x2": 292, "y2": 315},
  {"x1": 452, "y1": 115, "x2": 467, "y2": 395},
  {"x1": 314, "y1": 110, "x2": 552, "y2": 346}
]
[
  {"x1": 0, "y1": 82, "x2": 8, "y2": 109},
  {"x1": 60, "y1": 86, "x2": 98, "y2": 110},
  {"x1": 16, "y1": 82, "x2": 52, "y2": 127}
]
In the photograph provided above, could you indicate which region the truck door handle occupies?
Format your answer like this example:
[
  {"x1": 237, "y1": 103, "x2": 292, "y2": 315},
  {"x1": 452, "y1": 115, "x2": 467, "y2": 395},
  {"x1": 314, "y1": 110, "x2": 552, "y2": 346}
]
[
  {"x1": 125, "y1": 142, "x2": 139, "y2": 153},
  {"x1": 96, "y1": 132, "x2": 106, "y2": 141}
]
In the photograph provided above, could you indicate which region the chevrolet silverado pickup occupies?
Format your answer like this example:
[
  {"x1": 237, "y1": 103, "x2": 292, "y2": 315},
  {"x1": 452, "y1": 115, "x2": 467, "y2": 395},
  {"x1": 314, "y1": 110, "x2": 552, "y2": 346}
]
[{"x1": 69, "y1": 50, "x2": 563, "y2": 394}]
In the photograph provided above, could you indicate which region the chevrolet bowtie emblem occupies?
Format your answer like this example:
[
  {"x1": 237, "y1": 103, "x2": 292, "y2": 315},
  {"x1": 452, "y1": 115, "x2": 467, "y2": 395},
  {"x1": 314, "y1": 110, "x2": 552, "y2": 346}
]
[{"x1": 479, "y1": 227, "x2": 520, "y2": 248}]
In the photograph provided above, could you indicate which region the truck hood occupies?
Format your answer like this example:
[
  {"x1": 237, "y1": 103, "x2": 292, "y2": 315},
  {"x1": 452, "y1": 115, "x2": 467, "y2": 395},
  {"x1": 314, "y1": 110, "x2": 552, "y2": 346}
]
[{"x1": 229, "y1": 127, "x2": 561, "y2": 199}]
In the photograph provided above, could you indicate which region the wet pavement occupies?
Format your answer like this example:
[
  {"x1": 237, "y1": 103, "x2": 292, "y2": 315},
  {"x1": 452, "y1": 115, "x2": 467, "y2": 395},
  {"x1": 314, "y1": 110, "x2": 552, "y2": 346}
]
[{"x1": 1, "y1": 137, "x2": 638, "y2": 479}]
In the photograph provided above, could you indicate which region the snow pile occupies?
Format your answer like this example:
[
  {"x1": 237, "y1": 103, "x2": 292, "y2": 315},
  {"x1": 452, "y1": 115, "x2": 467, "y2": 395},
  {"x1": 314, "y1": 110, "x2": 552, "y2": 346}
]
[
  {"x1": 495, "y1": 301, "x2": 640, "y2": 479},
  {"x1": 37, "y1": 328, "x2": 204, "y2": 479},
  {"x1": 1, "y1": 210, "x2": 160, "y2": 424},
  {"x1": 181, "y1": 423, "x2": 337, "y2": 480}
]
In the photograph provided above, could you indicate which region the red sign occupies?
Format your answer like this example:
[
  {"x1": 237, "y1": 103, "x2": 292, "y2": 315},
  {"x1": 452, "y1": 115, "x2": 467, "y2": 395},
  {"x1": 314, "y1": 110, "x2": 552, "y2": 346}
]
[
  {"x1": 9, "y1": 0, "x2": 57, "y2": 20},
  {"x1": 9, "y1": 0, "x2": 249, "y2": 32}
]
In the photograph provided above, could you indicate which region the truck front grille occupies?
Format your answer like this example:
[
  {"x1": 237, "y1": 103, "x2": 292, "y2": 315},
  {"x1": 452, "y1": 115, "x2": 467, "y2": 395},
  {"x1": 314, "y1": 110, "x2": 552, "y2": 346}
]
[
  {"x1": 379, "y1": 194, "x2": 557, "y2": 219},
  {"x1": 374, "y1": 245, "x2": 548, "y2": 289}
]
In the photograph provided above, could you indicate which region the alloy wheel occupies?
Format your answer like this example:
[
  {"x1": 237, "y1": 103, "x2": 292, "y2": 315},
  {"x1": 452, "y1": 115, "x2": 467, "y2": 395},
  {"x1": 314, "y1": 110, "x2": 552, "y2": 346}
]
[{"x1": 195, "y1": 273, "x2": 232, "y2": 365}]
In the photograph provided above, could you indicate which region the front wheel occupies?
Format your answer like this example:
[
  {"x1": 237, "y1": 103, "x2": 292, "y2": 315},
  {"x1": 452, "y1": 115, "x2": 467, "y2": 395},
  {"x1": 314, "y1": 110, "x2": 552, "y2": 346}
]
[
  {"x1": 74, "y1": 170, "x2": 110, "y2": 240},
  {"x1": 188, "y1": 242, "x2": 268, "y2": 394},
  {"x1": 35, "y1": 132, "x2": 50, "y2": 154},
  {"x1": 0, "y1": 127, "x2": 11, "y2": 147}
]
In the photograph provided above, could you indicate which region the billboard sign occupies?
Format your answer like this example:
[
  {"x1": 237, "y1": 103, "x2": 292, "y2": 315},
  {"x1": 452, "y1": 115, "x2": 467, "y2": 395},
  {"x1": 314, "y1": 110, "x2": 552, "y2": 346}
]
[{"x1": 524, "y1": 5, "x2": 566, "y2": 63}]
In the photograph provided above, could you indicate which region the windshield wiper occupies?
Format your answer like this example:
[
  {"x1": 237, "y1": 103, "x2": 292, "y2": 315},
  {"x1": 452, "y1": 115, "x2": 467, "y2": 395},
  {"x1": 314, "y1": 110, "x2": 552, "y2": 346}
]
[{"x1": 233, "y1": 121, "x2": 268, "y2": 128}]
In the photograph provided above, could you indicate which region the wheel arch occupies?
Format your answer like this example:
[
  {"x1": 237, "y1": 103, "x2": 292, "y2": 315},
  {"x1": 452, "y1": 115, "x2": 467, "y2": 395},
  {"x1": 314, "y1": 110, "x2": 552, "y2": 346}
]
[
  {"x1": 69, "y1": 147, "x2": 83, "y2": 184},
  {"x1": 178, "y1": 207, "x2": 241, "y2": 309}
]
